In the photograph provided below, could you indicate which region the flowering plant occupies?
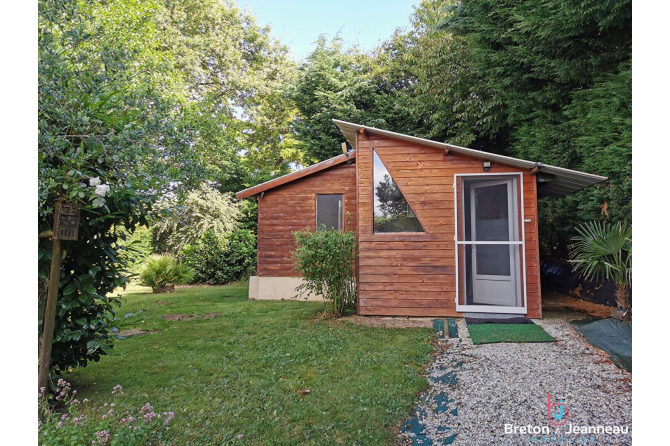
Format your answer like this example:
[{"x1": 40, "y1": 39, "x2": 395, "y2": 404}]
[{"x1": 39, "y1": 380, "x2": 174, "y2": 445}]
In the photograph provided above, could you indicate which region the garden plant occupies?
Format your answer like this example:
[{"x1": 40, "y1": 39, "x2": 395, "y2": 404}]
[
  {"x1": 569, "y1": 221, "x2": 632, "y2": 319},
  {"x1": 292, "y1": 228, "x2": 357, "y2": 317}
]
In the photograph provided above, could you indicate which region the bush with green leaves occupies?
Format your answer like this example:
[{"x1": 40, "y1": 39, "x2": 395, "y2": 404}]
[
  {"x1": 139, "y1": 254, "x2": 193, "y2": 289},
  {"x1": 292, "y1": 229, "x2": 357, "y2": 317},
  {"x1": 39, "y1": 380, "x2": 173, "y2": 445},
  {"x1": 152, "y1": 184, "x2": 242, "y2": 253},
  {"x1": 569, "y1": 221, "x2": 632, "y2": 315},
  {"x1": 182, "y1": 229, "x2": 257, "y2": 285}
]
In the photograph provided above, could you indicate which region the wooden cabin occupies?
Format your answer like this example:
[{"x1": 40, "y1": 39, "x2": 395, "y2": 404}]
[{"x1": 236, "y1": 120, "x2": 606, "y2": 318}]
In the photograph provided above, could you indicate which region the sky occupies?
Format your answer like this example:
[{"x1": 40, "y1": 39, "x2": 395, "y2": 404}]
[{"x1": 240, "y1": 0, "x2": 418, "y2": 60}]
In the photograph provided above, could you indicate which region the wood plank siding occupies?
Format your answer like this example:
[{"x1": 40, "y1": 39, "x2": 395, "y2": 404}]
[
  {"x1": 356, "y1": 132, "x2": 542, "y2": 318},
  {"x1": 256, "y1": 162, "x2": 357, "y2": 277}
]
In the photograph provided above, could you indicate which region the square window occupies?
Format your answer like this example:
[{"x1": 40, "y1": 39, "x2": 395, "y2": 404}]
[{"x1": 316, "y1": 194, "x2": 343, "y2": 231}]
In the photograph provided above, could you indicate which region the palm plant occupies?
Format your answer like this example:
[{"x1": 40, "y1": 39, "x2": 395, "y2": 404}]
[
  {"x1": 569, "y1": 221, "x2": 632, "y2": 314},
  {"x1": 139, "y1": 254, "x2": 194, "y2": 290}
]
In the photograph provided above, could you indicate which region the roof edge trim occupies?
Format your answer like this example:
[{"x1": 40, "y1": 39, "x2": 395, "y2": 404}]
[{"x1": 235, "y1": 151, "x2": 356, "y2": 200}]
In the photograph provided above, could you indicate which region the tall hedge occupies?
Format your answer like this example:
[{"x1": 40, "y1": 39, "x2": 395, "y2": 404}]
[{"x1": 182, "y1": 230, "x2": 257, "y2": 285}]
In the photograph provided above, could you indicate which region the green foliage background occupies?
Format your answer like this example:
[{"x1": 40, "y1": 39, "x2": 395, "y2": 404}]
[{"x1": 182, "y1": 230, "x2": 257, "y2": 285}]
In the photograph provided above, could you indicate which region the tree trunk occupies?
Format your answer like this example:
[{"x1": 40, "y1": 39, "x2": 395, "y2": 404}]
[{"x1": 615, "y1": 282, "x2": 631, "y2": 322}]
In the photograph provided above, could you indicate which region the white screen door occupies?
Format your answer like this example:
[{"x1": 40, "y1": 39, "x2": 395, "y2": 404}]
[{"x1": 469, "y1": 179, "x2": 519, "y2": 306}]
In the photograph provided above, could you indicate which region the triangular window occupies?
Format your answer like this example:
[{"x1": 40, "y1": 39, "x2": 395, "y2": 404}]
[{"x1": 373, "y1": 150, "x2": 424, "y2": 233}]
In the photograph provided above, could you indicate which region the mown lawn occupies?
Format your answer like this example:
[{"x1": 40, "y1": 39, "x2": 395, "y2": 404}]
[{"x1": 65, "y1": 284, "x2": 434, "y2": 445}]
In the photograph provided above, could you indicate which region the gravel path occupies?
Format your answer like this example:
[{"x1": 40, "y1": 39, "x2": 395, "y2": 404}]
[{"x1": 401, "y1": 318, "x2": 632, "y2": 445}]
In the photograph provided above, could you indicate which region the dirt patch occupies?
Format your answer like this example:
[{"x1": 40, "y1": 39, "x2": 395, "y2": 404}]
[
  {"x1": 542, "y1": 290, "x2": 613, "y2": 319},
  {"x1": 202, "y1": 312, "x2": 222, "y2": 319},
  {"x1": 118, "y1": 328, "x2": 160, "y2": 338},
  {"x1": 342, "y1": 315, "x2": 433, "y2": 329},
  {"x1": 162, "y1": 313, "x2": 194, "y2": 321}
]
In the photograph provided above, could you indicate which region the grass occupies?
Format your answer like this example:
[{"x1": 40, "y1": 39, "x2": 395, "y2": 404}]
[
  {"x1": 65, "y1": 284, "x2": 435, "y2": 445},
  {"x1": 467, "y1": 323, "x2": 555, "y2": 345}
]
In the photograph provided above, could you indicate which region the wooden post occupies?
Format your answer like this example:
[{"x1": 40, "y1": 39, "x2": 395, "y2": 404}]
[
  {"x1": 38, "y1": 201, "x2": 80, "y2": 392},
  {"x1": 38, "y1": 238, "x2": 62, "y2": 392}
]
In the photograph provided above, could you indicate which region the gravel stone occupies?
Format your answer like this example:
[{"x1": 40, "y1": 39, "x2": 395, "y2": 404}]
[{"x1": 400, "y1": 318, "x2": 632, "y2": 445}]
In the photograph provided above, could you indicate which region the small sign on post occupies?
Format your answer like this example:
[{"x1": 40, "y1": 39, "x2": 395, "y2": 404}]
[
  {"x1": 39, "y1": 200, "x2": 81, "y2": 393},
  {"x1": 53, "y1": 201, "x2": 81, "y2": 240}
]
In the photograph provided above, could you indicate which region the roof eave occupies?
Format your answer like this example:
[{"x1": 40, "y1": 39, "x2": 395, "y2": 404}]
[
  {"x1": 332, "y1": 119, "x2": 607, "y2": 198},
  {"x1": 235, "y1": 151, "x2": 356, "y2": 200}
]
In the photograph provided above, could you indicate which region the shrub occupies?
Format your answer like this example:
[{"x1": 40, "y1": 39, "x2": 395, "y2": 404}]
[
  {"x1": 292, "y1": 229, "x2": 357, "y2": 317},
  {"x1": 182, "y1": 229, "x2": 257, "y2": 285},
  {"x1": 38, "y1": 190, "x2": 149, "y2": 377},
  {"x1": 569, "y1": 221, "x2": 632, "y2": 316},
  {"x1": 139, "y1": 254, "x2": 193, "y2": 289},
  {"x1": 39, "y1": 380, "x2": 173, "y2": 445}
]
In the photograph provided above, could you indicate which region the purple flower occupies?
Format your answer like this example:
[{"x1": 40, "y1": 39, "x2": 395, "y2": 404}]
[
  {"x1": 96, "y1": 430, "x2": 110, "y2": 444},
  {"x1": 112, "y1": 384, "x2": 124, "y2": 395},
  {"x1": 56, "y1": 421, "x2": 63, "y2": 429},
  {"x1": 140, "y1": 403, "x2": 153, "y2": 414},
  {"x1": 163, "y1": 412, "x2": 175, "y2": 425},
  {"x1": 144, "y1": 411, "x2": 156, "y2": 422}
]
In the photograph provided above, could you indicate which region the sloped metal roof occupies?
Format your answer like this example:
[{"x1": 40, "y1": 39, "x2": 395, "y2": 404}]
[
  {"x1": 333, "y1": 119, "x2": 607, "y2": 197},
  {"x1": 236, "y1": 151, "x2": 356, "y2": 199}
]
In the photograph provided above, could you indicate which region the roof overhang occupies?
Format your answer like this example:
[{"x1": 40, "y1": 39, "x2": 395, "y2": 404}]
[
  {"x1": 333, "y1": 119, "x2": 607, "y2": 197},
  {"x1": 236, "y1": 151, "x2": 356, "y2": 200}
]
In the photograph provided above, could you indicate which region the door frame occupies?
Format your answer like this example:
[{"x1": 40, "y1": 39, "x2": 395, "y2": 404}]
[{"x1": 454, "y1": 172, "x2": 528, "y2": 314}]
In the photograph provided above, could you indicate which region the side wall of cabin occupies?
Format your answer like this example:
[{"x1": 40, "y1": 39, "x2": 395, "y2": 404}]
[
  {"x1": 256, "y1": 162, "x2": 357, "y2": 278},
  {"x1": 355, "y1": 132, "x2": 542, "y2": 318}
]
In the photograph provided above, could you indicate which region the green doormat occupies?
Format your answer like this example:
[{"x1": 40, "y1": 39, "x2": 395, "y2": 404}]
[{"x1": 467, "y1": 323, "x2": 554, "y2": 345}]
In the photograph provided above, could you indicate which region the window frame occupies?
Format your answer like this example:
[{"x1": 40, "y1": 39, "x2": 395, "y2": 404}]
[
  {"x1": 315, "y1": 193, "x2": 344, "y2": 231},
  {"x1": 454, "y1": 172, "x2": 528, "y2": 314},
  {"x1": 371, "y1": 148, "x2": 425, "y2": 234}
]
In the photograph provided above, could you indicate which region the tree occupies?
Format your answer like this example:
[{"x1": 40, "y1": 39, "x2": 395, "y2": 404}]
[
  {"x1": 375, "y1": 174, "x2": 407, "y2": 218},
  {"x1": 569, "y1": 222, "x2": 632, "y2": 317},
  {"x1": 152, "y1": 183, "x2": 242, "y2": 253},
  {"x1": 38, "y1": 0, "x2": 297, "y2": 380},
  {"x1": 289, "y1": 36, "x2": 388, "y2": 163},
  {"x1": 375, "y1": 0, "x2": 493, "y2": 148},
  {"x1": 156, "y1": 0, "x2": 302, "y2": 191},
  {"x1": 439, "y1": 0, "x2": 632, "y2": 255},
  {"x1": 38, "y1": 0, "x2": 198, "y2": 378}
]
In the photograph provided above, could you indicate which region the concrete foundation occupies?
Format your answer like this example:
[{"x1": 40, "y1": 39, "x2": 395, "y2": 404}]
[{"x1": 248, "y1": 276, "x2": 322, "y2": 301}]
